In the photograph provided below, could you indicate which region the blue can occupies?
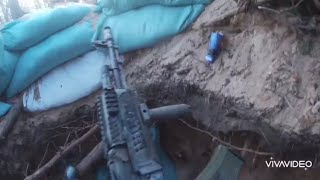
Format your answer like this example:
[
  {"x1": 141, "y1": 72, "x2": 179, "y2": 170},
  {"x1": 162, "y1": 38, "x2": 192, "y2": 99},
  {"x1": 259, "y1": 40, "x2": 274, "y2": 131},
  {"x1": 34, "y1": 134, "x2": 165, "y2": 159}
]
[{"x1": 205, "y1": 32, "x2": 224, "y2": 63}]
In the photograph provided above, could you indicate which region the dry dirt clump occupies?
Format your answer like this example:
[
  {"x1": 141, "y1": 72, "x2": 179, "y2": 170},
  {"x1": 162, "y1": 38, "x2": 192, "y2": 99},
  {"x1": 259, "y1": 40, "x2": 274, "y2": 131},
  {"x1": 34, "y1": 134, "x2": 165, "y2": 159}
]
[{"x1": 125, "y1": 0, "x2": 320, "y2": 149}]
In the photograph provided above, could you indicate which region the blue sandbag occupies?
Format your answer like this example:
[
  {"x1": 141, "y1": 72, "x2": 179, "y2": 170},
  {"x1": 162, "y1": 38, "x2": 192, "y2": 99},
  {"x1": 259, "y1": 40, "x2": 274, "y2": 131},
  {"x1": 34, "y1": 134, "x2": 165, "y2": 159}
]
[
  {"x1": 0, "y1": 33, "x2": 3, "y2": 61},
  {"x1": 95, "y1": 4, "x2": 205, "y2": 53},
  {"x1": 95, "y1": 0, "x2": 212, "y2": 14},
  {"x1": 0, "y1": 50, "x2": 19, "y2": 95},
  {"x1": 0, "y1": 34, "x2": 4, "y2": 93},
  {"x1": 0, "y1": 102, "x2": 12, "y2": 118},
  {"x1": 1, "y1": 5, "x2": 91, "y2": 50},
  {"x1": 5, "y1": 21, "x2": 95, "y2": 98}
]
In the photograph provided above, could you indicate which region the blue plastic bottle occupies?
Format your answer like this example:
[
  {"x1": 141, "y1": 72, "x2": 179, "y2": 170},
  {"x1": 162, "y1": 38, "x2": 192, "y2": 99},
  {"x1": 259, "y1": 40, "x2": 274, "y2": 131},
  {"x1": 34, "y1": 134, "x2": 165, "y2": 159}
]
[{"x1": 205, "y1": 32, "x2": 224, "y2": 63}]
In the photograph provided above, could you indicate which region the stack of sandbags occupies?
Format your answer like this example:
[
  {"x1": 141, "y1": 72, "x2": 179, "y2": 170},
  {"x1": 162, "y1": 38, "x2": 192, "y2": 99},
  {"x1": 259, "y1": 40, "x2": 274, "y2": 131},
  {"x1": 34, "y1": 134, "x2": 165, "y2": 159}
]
[
  {"x1": 2, "y1": 5, "x2": 92, "y2": 50},
  {"x1": 95, "y1": 0, "x2": 213, "y2": 15},
  {"x1": 5, "y1": 20, "x2": 96, "y2": 98},
  {"x1": 0, "y1": 35, "x2": 19, "y2": 95},
  {"x1": 0, "y1": 31, "x2": 18, "y2": 116},
  {"x1": 93, "y1": 0, "x2": 214, "y2": 53},
  {"x1": 94, "y1": 4, "x2": 207, "y2": 53},
  {"x1": 22, "y1": 0, "x2": 214, "y2": 112},
  {"x1": 0, "y1": 4, "x2": 97, "y2": 117},
  {"x1": 1, "y1": 0, "x2": 214, "y2": 113},
  {"x1": 22, "y1": 0, "x2": 213, "y2": 112},
  {"x1": 1, "y1": 4, "x2": 96, "y2": 98}
]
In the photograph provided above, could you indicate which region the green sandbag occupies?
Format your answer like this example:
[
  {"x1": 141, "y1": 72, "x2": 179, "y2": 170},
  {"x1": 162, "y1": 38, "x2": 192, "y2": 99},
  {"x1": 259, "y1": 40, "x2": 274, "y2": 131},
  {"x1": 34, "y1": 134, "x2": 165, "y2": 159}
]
[
  {"x1": 5, "y1": 21, "x2": 95, "y2": 98},
  {"x1": 0, "y1": 50, "x2": 19, "y2": 95},
  {"x1": 95, "y1": 4, "x2": 204, "y2": 53},
  {"x1": 95, "y1": 0, "x2": 212, "y2": 15},
  {"x1": 1, "y1": 5, "x2": 91, "y2": 50}
]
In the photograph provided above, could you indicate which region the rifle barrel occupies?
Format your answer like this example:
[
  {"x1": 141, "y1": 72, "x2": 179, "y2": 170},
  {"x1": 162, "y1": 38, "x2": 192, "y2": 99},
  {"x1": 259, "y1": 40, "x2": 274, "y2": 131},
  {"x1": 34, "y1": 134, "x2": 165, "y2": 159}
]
[{"x1": 103, "y1": 27, "x2": 124, "y2": 89}]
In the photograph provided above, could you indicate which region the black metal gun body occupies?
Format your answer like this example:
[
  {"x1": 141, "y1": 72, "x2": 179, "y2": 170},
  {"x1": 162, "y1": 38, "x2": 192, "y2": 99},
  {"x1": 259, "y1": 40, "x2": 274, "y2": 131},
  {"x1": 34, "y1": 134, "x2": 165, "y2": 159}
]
[{"x1": 94, "y1": 27, "x2": 190, "y2": 180}]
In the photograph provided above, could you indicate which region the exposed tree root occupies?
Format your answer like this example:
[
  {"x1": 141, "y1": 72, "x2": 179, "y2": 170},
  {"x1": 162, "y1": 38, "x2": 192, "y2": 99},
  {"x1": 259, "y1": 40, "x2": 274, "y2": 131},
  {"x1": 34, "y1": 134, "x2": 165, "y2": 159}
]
[{"x1": 24, "y1": 125, "x2": 99, "y2": 180}]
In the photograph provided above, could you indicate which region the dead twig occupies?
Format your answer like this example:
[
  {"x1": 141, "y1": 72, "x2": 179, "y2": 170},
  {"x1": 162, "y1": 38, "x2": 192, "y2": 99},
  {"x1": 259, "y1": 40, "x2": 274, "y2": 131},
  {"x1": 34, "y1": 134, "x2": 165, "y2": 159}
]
[
  {"x1": 284, "y1": 95, "x2": 294, "y2": 109},
  {"x1": 63, "y1": 133, "x2": 72, "y2": 148},
  {"x1": 24, "y1": 125, "x2": 99, "y2": 180},
  {"x1": 76, "y1": 142, "x2": 104, "y2": 177},
  {"x1": 179, "y1": 119, "x2": 273, "y2": 156},
  {"x1": 45, "y1": 116, "x2": 88, "y2": 130},
  {"x1": 0, "y1": 99, "x2": 23, "y2": 141},
  {"x1": 258, "y1": 128, "x2": 270, "y2": 145},
  {"x1": 257, "y1": 6, "x2": 280, "y2": 14},
  {"x1": 50, "y1": 123, "x2": 96, "y2": 139},
  {"x1": 51, "y1": 141, "x2": 59, "y2": 152},
  {"x1": 258, "y1": 0, "x2": 305, "y2": 14},
  {"x1": 24, "y1": 163, "x2": 30, "y2": 178},
  {"x1": 37, "y1": 143, "x2": 50, "y2": 170},
  {"x1": 281, "y1": 0, "x2": 305, "y2": 12},
  {"x1": 75, "y1": 131, "x2": 82, "y2": 153}
]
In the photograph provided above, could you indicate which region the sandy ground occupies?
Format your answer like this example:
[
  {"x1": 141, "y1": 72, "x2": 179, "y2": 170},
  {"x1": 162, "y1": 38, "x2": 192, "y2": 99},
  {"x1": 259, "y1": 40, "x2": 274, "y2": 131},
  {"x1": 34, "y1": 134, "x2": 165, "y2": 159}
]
[{"x1": 124, "y1": 0, "x2": 320, "y2": 149}]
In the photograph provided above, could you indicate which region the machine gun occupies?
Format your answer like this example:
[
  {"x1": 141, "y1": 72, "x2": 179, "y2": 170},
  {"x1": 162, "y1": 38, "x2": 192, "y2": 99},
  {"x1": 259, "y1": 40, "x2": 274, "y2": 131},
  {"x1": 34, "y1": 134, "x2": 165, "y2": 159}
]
[
  {"x1": 93, "y1": 27, "x2": 191, "y2": 180},
  {"x1": 64, "y1": 27, "x2": 244, "y2": 180}
]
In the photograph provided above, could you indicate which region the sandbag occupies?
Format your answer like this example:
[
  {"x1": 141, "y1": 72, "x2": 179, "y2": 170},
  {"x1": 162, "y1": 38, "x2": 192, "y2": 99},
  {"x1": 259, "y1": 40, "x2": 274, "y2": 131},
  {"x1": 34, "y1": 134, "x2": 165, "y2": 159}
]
[
  {"x1": 95, "y1": 4, "x2": 205, "y2": 53},
  {"x1": 0, "y1": 35, "x2": 4, "y2": 92},
  {"x1": 0, "y1": 33, "x2": 3, "y2": 62},
  {"x1": 95, "y1": 0, "x2": 212, "y2": 15},
  {"x1": 23, "y1": 51, "x2": 105, "y2": 112},
  {"x1": 1, "y1": 5, "x2": 91, "y2": 50},
  {"x1": 0, "y1": 102, "x2": 12, "y2": 118},
  {"x1": 6, "y1": 21, "x2": 95, "y2": 98},
  {"x1": 0, "y1": 51, "x2": 19, "y2": 95}
]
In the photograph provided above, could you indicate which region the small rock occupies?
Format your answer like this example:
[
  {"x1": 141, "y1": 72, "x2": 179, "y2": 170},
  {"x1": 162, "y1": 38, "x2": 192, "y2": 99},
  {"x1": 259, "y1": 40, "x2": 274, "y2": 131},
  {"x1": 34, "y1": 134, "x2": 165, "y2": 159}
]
[
  {"x1": 311, "y1": 102, "x2": 320, "y2": 114},
  {"x1": 176, "y1": 68, "x2": 191, "y2": 75},
  {"x1": 224, "y1": 78, "x2": 231, "y2": 86}
]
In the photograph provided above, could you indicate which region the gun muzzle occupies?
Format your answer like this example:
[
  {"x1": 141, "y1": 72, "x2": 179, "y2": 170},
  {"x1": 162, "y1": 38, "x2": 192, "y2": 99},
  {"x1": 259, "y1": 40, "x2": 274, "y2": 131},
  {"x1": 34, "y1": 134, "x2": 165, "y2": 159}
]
[{"x1": 103, "y1": 27, "x2": 112, "y2": 40}]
